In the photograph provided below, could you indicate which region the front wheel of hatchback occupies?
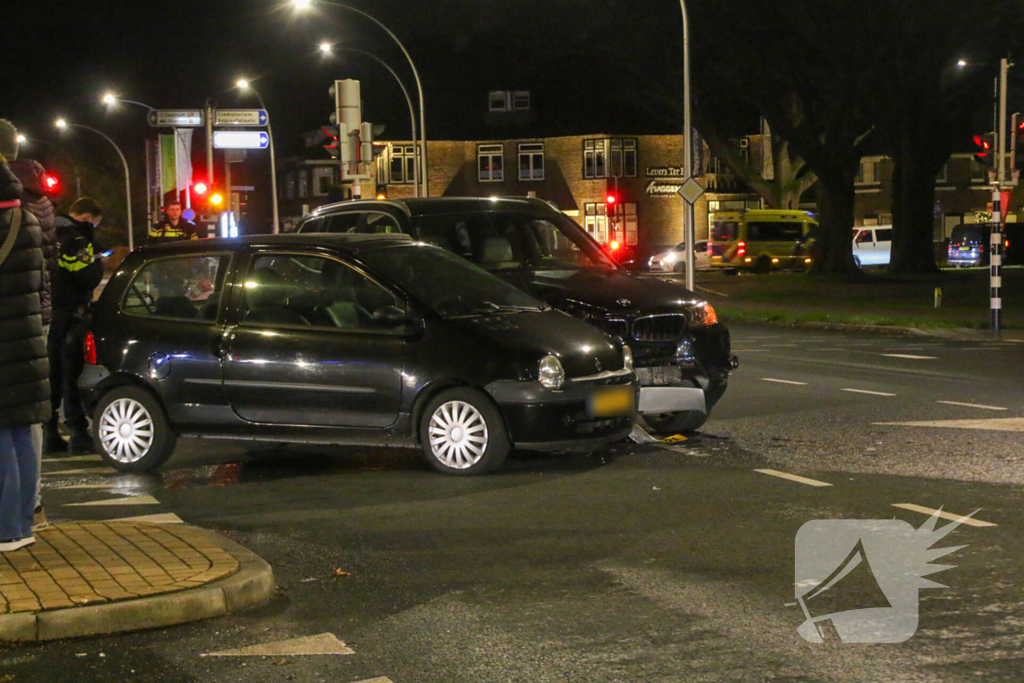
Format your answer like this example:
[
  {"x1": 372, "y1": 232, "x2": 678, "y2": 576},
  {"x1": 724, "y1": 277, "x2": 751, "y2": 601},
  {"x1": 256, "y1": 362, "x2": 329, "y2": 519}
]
[
  {"x1": 93, "y1": 386, "x2": 177, "y2": 472},
  {"x1": 420, "y1": 388, "x2": 510, "y2": 475}
]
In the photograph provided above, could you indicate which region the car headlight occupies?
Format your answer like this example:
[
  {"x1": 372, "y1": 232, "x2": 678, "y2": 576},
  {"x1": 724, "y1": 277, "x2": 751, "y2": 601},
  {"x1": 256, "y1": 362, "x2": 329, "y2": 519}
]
[
  {"x1": 664, "y1": 252, "x2": 677, "y2": 263},
  {"x1": 686, "y1": 301, "x2": 719, "y2": 327},
  {"x1": 539, "y1": 355, "x2": 565, "y2": 389},
  {"x1": 622, "y1": 344, "x2": 634, "y2": 371},
  {"x1": 676, "y1": 337, "x2": 695, "y2": 362}
]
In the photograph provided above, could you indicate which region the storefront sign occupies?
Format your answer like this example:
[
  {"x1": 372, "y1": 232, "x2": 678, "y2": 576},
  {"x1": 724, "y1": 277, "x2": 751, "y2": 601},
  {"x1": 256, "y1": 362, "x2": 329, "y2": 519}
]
[
  {"x1": 646, "y1": 166, "x2": 687, "y2": 178},
  {"x1": 646, "y1": 179, "x2": 684, "y2": 197}
]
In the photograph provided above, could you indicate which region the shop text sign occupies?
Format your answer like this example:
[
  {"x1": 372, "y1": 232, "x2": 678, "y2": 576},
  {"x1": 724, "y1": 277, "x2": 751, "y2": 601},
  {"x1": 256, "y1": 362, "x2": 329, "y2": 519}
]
[{"x1": 646, "y1": 166, "x2": 687, "y2": 178}]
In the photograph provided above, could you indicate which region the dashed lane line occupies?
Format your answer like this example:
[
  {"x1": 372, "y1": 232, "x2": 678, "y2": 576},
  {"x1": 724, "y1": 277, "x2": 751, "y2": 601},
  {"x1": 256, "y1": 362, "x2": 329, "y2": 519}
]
[
  {"x1": 42, "y1": 468, "x2": 117, "y2": 476},
  {"x1": 892, "y1": 503, "x2": 997, "y2": 528},
  {"x1": 753, "y1": 469, "x2": 832, "y2": 487},
  {"x1": 202, "y1": 633, "x2": 356, "y2": 657},
  {"x1": 65, "y1": 495, "x2": 161, "y2": 507},
  {"x1": 936, "y1": 400, "x2": 1008, "y2": 411},
  {"x1": 881, "y1": 353, "x2": 938, "y2": 360},
  {"x1": 760, "y1": 378, "x2": 808, "y2": 386},
  {"x1": 841, "y1": 388, "x2": 897, "y2": 397},
  {"x1": 876, "y1": 417, "x2": 1024, "y2": 432}
]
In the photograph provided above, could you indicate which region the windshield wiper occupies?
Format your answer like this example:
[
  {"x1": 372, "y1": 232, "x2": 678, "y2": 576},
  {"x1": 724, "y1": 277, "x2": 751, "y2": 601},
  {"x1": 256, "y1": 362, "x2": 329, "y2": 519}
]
[{"x1": 454, "y1": 300, "x2": 546, "y2": 317}]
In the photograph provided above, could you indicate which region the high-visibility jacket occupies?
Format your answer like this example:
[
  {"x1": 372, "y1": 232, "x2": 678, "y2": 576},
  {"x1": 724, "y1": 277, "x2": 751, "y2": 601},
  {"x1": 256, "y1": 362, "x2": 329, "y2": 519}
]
[{"x1": 148, "y1": 219, "x2": 200, "y2": 244}]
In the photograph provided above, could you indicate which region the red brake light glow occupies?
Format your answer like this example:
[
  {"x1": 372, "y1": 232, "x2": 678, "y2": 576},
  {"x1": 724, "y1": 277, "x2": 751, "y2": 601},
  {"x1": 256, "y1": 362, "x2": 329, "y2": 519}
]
[
  {"x1": 610, "y1": 240, "x2": 620, "y2": 250},
  {"x1": 84, "y1": 332, "x2": 97, "y2": 365}
]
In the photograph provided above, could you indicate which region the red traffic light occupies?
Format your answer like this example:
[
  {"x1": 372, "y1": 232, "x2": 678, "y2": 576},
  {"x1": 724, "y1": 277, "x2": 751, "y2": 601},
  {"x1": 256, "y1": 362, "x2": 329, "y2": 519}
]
[
  {"x1": 973, "y1": 135, "x2": 990, "y2": 155},
  {"x1": 194, "y1": 182, "x2": 208, "y2": 195},
  {"x1": 606, "y1": 194, "x2": 617, "y2": 205},
  {"x1": 43, "y1": 174, "x2": 59, "y2": 193},
  {"x1": 610, "y1": 240, "x2": 620, "y2": 250}
]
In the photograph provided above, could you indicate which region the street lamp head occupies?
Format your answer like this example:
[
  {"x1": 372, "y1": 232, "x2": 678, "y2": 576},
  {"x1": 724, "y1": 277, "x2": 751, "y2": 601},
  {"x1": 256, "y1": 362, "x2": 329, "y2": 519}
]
[
  {"x1": 236, "y1": 79, "x2": 250, "y2": 90},
  {"x1": 319, "y1": 41, "x2": 332, "y2": 54},
  {"x1": 102, "y1": 93, "x2": 117, "y2": 105},
  {"x1": 16, "y1": 134, "x2": 26, "y2": 144},
  {"x1": 293, "y1": 0, "x2": 312, "y2": 8},
  {"x1": 957, "y1": 59, "x2": 967, "y2": 67},
  {"x1": 55, "y1": 119, "x2": 67, "y2": 129}
]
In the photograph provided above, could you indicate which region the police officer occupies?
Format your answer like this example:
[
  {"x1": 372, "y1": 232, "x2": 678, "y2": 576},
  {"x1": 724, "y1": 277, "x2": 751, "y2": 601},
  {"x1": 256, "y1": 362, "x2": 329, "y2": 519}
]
[
  {"x1": 45, "y1": 198, "x2": 104, "y2": 455},
  {"x1": 148, "y1": 201, "x2": 200, "y2": 244}
]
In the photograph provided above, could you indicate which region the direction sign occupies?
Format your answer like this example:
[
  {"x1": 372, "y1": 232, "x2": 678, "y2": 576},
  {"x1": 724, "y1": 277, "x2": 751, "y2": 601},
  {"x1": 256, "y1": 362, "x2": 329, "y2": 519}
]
[
  {"x1": 147, "y1": 110, "x2": 204, "y2": 127},
  {"x1": 214, "y1": 109, "x2": 269, "y2": 127},
  {"x1": 213, "y1": 131, "x2": 270, "y2": 149},
  {"x1": 677, "y1": 177, "x2": 705, "y2": 205}
]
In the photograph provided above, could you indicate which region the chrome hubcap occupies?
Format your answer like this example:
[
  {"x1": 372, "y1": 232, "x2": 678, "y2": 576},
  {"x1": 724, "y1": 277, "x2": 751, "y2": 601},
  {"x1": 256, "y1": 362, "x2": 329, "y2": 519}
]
[
  {"x1": 98, "y1": 398, "x2": 155, "y2": 463},
  {"x1": 428, "y1": 400, "x2": 488, "y2": 469}
]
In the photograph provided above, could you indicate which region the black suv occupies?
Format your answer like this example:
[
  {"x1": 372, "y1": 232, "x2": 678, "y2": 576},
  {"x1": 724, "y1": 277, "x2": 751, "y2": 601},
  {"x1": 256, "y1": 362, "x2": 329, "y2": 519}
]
[
  {"x1": 297, "y1": 197, "x2": 737, "y2": 432},
  {"x1": 79, "y1": 234, "x2": 638, "y2": 475}
]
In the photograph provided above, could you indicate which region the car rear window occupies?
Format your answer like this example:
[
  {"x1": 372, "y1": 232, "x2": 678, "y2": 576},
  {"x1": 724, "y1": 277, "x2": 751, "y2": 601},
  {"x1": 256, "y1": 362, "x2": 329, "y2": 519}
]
[
  {"x1": 712, "y1": 221, "x2": 737, "y2": 241},
  {"x1": 122, "y1": 254, "x2": 230, "y2": 322},
  {"x1": 747, "y1": 221, "x2": 804, "y2": 241},
  {"x1": 950, "y1": 226, "x2": 984, "y2": 245}
]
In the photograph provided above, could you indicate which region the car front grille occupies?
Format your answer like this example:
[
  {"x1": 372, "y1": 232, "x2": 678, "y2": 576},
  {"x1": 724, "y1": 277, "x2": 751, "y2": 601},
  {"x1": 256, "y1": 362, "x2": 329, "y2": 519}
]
[
  {"x1": 632, "y1": 314, "x2": 687, "y2": 342},
  {"x1": 593, "y1": 318, "x2": 629, "y2": 339}
]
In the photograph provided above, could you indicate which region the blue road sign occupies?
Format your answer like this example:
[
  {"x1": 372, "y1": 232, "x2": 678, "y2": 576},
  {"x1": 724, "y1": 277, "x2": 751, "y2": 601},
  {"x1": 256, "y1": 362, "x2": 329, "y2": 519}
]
[
  {"x1": 213, "y1": 131, "x2": 270, "y2": 149},
  {"x1": 214, "y1": 109, "x2": 269, "y2": 127}
]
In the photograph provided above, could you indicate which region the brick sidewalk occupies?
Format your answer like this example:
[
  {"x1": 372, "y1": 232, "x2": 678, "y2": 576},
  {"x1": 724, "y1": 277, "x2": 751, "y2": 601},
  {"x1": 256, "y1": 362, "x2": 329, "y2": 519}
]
[{"x1": 0, "y1": 522, "x2": 239, "y2": 614}]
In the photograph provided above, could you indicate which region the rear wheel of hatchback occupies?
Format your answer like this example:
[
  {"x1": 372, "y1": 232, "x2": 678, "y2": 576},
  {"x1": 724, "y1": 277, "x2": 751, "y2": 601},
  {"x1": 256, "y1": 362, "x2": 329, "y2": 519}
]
[
  {"x1": 93, "y1": 386, "x2": 177, "y2": 472},
  {"x1": 419, "y1": 388, "x2": 509, "y2": 475}
]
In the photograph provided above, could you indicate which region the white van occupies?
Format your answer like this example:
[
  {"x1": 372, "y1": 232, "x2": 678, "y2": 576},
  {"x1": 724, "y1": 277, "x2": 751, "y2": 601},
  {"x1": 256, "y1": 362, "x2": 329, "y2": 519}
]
[{"x1": 852, "y1": 226, "x2": 892, "y2": 267}]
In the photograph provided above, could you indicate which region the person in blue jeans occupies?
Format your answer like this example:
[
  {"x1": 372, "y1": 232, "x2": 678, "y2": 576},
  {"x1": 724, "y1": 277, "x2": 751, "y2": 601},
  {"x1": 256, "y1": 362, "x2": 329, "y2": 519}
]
[{"x1": 0, "y1": 148, "x2": 50, "y2": 552}]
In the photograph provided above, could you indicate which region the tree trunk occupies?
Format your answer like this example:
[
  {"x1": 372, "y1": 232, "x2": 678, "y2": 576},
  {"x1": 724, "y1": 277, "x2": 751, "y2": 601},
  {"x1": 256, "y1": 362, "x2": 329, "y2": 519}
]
[
  {"x1": 889, "y1": 146, "x2": 940, "y2": 273},
  {"x1": 812, "y1": 174, "x2": 858, "y2": 275}
]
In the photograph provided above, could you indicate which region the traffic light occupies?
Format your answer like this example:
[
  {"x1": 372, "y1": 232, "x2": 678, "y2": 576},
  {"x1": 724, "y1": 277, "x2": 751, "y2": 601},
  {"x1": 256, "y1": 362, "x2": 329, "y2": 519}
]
[
  {"x1": 322, "y1": 126, "x2": 341, "y2": 160},
  {"x1": 973, "y1": 133, "x2": 994, "y2": 168},
  {"x1": 194, "y1": 182, "x2": 208, "y2": 196},
  {"x1": 42, "y1": 174, "x2": 59, "y2": 194},
  {"x1": 209, "y1": 190, "x2": 224, "y2": 208},
  {"x1": 1013, "y1": 113, "x2": 1024, "y2": 171}
]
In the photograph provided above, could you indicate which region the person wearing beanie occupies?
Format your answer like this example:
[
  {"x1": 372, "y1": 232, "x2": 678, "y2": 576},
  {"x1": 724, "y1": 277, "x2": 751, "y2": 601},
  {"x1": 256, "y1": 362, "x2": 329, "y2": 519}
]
[{"x1": 0, "y1": 151, "x2": 50, "y2": 552}]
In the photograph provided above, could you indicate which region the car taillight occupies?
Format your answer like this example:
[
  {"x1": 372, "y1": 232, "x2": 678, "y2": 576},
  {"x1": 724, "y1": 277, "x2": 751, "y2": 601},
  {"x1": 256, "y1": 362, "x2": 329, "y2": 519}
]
[
  {"x1": 736, "y1": 241, "x2": 746, "y2": 258},
  {"x1": 83, "y1": 332, "x2": 97, "y2": 365},
  {"x1": 1005, "y1": 239, "x2": 1010, "y2": 249},
  {"x1": 706, "y1": 240, "x2": 713, "y2": 255}
]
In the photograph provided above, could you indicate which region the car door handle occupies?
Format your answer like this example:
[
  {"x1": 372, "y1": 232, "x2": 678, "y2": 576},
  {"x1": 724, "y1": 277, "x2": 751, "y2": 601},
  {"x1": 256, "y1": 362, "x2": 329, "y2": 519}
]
[{"x1": 213, "y1": 328, "x2": 234, "y2": 359}]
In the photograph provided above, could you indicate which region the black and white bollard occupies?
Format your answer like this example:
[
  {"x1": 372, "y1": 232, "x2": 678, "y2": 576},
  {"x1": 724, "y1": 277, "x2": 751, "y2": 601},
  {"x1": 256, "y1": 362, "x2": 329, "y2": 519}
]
[{"x1": 991, "y1": 189, "x2": 1002, "y2": 338}]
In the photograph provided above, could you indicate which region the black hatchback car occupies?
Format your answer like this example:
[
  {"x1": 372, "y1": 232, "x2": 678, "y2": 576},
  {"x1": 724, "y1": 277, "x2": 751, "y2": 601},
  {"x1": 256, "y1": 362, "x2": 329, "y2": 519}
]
[
  {"x1": 79, "y1": 234, "x2": 638, "y2": 475},
  {"x1": 297, "y1": 197, "x2": 737, "y2": 432}
]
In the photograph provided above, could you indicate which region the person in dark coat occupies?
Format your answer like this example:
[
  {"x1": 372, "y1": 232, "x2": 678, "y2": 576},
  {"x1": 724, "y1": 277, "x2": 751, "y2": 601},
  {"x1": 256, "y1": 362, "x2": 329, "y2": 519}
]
[
  {"x1": 0, "y1": 152, "x2": 50, "y2": 552},
  {"x1": 47, "y1": 197, "x2": 104, "y2": 454},
  {"x1": 9, "y1": 155, "x2": 58, "y2": 531}
]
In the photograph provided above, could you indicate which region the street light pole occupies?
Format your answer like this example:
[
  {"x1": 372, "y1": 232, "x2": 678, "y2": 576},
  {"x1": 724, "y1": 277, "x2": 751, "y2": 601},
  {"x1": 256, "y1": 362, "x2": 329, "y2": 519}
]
[
  {"x1": 56, "y1": 120, "x2": 134, "y2": 251},
  {"x1": 322, "y1": 44, "x2": 419, "y2": 197},
  {"x1": 237, "y1": 82, "x2": 281, "y2": 234},
  {"x1": 304, "y1": 1, "x2": 428, "y2": 197},
  {"x1": 680, "y1": 0, "x2": 696, "y2": 292}
]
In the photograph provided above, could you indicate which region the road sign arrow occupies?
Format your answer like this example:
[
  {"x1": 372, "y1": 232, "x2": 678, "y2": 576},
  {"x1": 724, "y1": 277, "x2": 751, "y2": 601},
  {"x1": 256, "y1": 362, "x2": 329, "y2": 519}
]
[
  {"x1": 259, "y1": 111, "x2": 268, "y2": 125},
  {"x1": 260, "y1": 133, "x2": 269, "y2": 148}
]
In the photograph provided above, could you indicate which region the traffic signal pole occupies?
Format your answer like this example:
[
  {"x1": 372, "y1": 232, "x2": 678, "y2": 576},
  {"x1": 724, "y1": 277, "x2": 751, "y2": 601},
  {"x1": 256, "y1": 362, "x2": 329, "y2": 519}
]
[
  {"x1": 991, "y1": 58, "x2": 1012, "y2": 339},
  {"x1": 680, "y1": 0, "x2": 696, "y2": 292}
]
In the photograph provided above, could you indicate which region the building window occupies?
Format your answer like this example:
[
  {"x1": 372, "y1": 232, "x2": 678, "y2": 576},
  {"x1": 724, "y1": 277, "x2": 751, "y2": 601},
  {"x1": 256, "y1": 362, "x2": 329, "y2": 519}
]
[
  {"x1": 382, "y1": 145, "x2": 418, "y2": 185},
  {"x1": 489, "y1": 91, "x2": 508, "y2": 112},
  {"x1": 608, "y1": 202, "x2": 638, "y2": 245},
  {"x1": 854, "y1": 161, "x2": 867, "y2": 185},
  {"x1": 872, "y1": 160, "x2": 883, "y2": 184},
  {"x1": 518, "y1": 142, "x2": 544, "y2": 181},
  {"x1": 583, "y1": 138, "x2": 637, "y2": 179},
  {"x1": 298, "y1": 170, "x2": 309, "y2": 198},
  {"x1": 312, "y1": 167, "x2": 333, "y2": 197},
  {"x1": 512, "y1": 91, "x2": 530, "y2": 110},
  {"x1": 286, "y1": 172, "x2": 296, "y2": 200},
  {"x1": 478, "y1": 144, "x2": 504, "y2": 182},
  {"x1": 936, "y1": 163, "x2": 948, "y2": 184},
  {"x1": 584, "y1": 203, "x2": 609, "y2": 243}
]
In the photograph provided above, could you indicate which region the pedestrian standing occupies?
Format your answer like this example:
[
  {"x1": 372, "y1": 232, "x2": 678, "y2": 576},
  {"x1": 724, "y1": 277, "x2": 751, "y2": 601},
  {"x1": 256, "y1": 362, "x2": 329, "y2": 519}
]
[
  {"x1": 7, "y1": 143, "x2": 58, "y2": 531},
  {"x1": 0, "y1": 150, "x2": 50, "y2": 552},
  {"x1": 47, "y1": 197, "x2": 104, "y2": 455},
  {"x1": 148, "y1": 200, "x2": 200, "y2": 244}
]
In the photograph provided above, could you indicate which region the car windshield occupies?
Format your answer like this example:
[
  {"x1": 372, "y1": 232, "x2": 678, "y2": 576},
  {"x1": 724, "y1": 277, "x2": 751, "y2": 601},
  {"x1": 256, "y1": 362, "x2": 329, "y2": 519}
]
[
  {"x1": 410, "y1": 211, "x2": 617, "y2": 275},
  {"x1": 358, "y1": 243, "x2": 546, "y2": 317}
]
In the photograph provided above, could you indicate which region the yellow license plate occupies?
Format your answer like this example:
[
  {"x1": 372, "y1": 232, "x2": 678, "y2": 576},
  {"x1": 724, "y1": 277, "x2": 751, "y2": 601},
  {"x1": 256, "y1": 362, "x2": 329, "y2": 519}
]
[{"x1": 588, "y1": 386, "x2": 635, "y2": 417}]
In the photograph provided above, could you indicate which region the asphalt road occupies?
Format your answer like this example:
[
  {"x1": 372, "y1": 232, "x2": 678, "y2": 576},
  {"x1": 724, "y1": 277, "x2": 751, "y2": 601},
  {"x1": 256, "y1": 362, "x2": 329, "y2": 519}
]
[{"x1": 5, "y1": 324, "x2": 1023, "y2": 683}]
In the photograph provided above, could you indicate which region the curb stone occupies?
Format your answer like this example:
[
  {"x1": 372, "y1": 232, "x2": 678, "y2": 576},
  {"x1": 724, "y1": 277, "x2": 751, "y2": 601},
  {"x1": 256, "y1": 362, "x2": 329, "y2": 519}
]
[{"x1": 0, "y1": 527, "x2": 274, "y2": 642}]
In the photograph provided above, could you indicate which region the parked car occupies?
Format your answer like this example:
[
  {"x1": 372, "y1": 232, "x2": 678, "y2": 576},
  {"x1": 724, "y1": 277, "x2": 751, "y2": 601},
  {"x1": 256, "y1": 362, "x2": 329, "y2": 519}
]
[
  {"x1": 80, "y1": 234, "x2": 639, "y2": 475},
  {"x1": 947, "y1": 223, "x2": 1024, "y2": 268},
  {"x1": 709, "y1": 209, "x2": 816, "y2": 273},
  {"x1": 851, "y1": 226, "x2": 893, "y2": 267},
  {"x1": 297, "y1": 197, "x2": 737, "y2": 433},
  {"x1": 648, "y1": 240, "x2": 710, "y2": 273}
]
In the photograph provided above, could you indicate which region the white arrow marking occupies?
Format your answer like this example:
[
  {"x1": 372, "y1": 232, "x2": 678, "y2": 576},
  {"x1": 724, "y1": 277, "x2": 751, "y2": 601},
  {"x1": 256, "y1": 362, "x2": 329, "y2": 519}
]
[
  {"x1": 65, "y1": 495, "x2": 160, "y2": 507},
  {"x1": 936, "y1": 400, "x2": 1008, "y2": 411},
  {"x1": 876, "y1": 418, "x2": 1024, "y2": 432},
  {"x1": 106, "y1": 513, "x2": 184, "y2": 524},
  {"x1": 202, "y1": 633, "x2": 355, "y2": 657}
]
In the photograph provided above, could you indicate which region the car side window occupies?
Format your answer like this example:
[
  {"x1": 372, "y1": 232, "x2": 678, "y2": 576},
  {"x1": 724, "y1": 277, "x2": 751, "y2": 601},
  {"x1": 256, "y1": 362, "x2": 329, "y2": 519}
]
[
  {"x1": 363, "y1": 212, "x2": 401, "y2": 234},
  {"x1": 324, "y1": 213, "x2": 362, "y2": 233},
  {"x1": 874, "y1": 228, "x2": 892, "y2": 242},
  {"x1": 854, "y1": 230, "x2": 870, "y2": 244},
  {"x1": 122, "y1": 254, "x2": 229, "y2": 322},
  {"x1": 241, "y1": 254, "x2": 398, "y2": 331}
]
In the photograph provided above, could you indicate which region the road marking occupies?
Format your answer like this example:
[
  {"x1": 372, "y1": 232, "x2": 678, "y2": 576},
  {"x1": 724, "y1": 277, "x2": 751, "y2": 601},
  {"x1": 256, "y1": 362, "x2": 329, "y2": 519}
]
[
  {"x1": 959, "y1": 347, "x2": 1003, "y2": 351},
  {"x1": 936, "y1": 400, "x2": 1008, "y2": 411},
  {"x1": 892, "y1": 504, "x2": 997, "y2": 528},
  {"x1": 106, "y1": 513, "x2": 184, "y2": 524},
  {"x1": 841, "y1": 388, "x2": 897, "y2": 397},
  {"x1": 760, "y1": 378, "x2": 808, "y2": 386},
  {"x1": 42, "y1": 468, "x2": 117, "y2": 476},
  {"x1": 41, "y1": 455, "x2": 102, "y2": 463},
  {"x1": 805, "y1": 348, "x2": 845, "y2": 352},
  {"x1": 65, "y1": 495, "x2": 160, "y2": 507},
  {"x1": 877, "y1": 418, "x2": 1024, "y2": 432},
  {"x1": 753, "y1": 469, "x2": 832, "y2": 487},
  {"x1": 760, "y1": 344, "x2": 799, "y2": 348},
  {"x1": 881, "y1": 353, "x2": 938, "y2": 360},
  {"x1": 202, "y1": 633, "x2": 356, "y2": 657}
]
